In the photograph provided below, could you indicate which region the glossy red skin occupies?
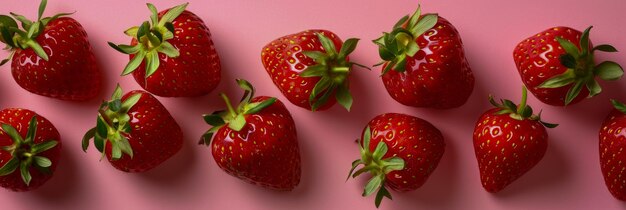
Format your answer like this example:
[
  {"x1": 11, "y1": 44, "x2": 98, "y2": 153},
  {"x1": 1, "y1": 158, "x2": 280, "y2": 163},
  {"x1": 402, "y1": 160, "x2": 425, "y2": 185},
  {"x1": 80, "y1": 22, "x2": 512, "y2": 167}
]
[
  {"x1": 261, "y1": 30, "x2": 345, "y2": 111},
  {"x1": 513, "y1": 27, "x2": 590, "y2": 106},
  {"x1": 11, "y1": 17, "x2": 101, "y2": 101},
  {"x1": 382, "y1": 16, "x2": 474, "y2": 109},
  {"x1": 599, "y1": 109, "x2": 626, "y2": 200},
  {"x1": 364, "y1": 113, "x2": 444, "y2": 192},
  {"x1": 104, "y1": 90, "x2": 183, "y2": 172},
  {"x1": 0, "y1": 108, "x2": 61, "y2": 192},
  {"x1": 473, "y1": 108, "x2": 548, "y2": 192},
  {"x1": 130, "y1": 10, "x2": 221, "y2": 97},
  {"x1": 212, "y1": 96, "x2": 300, "y2": 190}
]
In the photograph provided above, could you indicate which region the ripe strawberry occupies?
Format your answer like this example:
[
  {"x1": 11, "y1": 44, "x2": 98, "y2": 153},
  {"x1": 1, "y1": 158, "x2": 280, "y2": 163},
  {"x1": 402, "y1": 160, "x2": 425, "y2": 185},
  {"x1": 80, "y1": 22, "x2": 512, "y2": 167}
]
[
  {"x1": 82, "y1": 85, "x2": 183, "y2": 172},
  {"x1": 0, "y1": 0, "x2": 101, "y2": 101},
  {"x1": 199, "y1": 79, "x2": 300, "y2": 190},
  {"x1": 374, "y1": 6, "x2": 474, "y2": 108},
  {"x1": 513, "y1": 26, "x2": 623, "y2": 106},
  {"x1": 0, "y1": 108, "x2": 61, "y2": 192},
  {"x1": 261, "y1": 30, "x2": 367, "y2": 111},
  {"x1": 348, "y1": 113, "x2": 445, "y2": 207},
  {"x1": 598, "y1": 99, "x2": 626, "y2": 200},
  {"x1": 109, "y1": 3, "x2": 221, "y2": 97},
  {"x1": 473, "y1": 87, "x2": 557, "y2": 192}
]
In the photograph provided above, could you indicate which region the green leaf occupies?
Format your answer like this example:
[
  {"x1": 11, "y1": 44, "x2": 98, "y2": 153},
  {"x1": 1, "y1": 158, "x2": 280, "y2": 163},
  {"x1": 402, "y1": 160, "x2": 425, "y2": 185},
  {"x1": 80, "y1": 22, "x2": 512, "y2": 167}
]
[
  {"x1": 0, "y1": 58, "x2": 9, "y2": 66},
  {"x1": 158, "y1": 3, "x2": 188, "y2": 26},
  {"x1": 38, "y1": 0, "x2": 48, "y2": 20},
  {"x1": 586, "y1": 79, "x2": 602, "y2": 97},
  {"x1": 0, "y1": 15, "x2": 18, "y2": 29},
  {"x1": 109, "y1": 99, "x2": 122, "y2": 112},
  {"x1": 111, "y1": 142, "x2": 122, "y2": 160},
  {"x1": 347, "y1": 159, "x2": 363, "y2": 181},
  {"x1": 118, "y1": 137, "x2": 133, "y2": 159},
  {"x1": 245, "y1": 98, "x2": 277, "y2": 115},
  {"x1": 372, "y1": 142, "x2": 388, "y2": 161},
  {"x1": 538, "y1": 69, "x2": 575, "y2": 88},
  {"x1": 580, "y1": 26, "x2": 592, "y2": 55},
  {"x1": 300, "y1": 64, "x2": 327, "y2": 78},
  {"x1": 556, "y1": 37, "x2": 580, "y2": 57},
  {"x1": 593, "y1": 44, "x2": 618, "y2": 52},
  {"x1": 311, "y1": 83, "x2": 335, "y2": 111},
  {"x1": 227, "y1": 114, "x2": 246, "y2": 132},
  {"x1": 121, "y1": 93, "x2": 142, "y2": 112},
  {"x1": 199, "y1": 129, "x2": 214, "y2": 146},
  {"x1": 136, "y1": 21, "x2": 150, "y2": 40},
  {"x1": 383, "y1": 157, "x2": 405, "y2": 173},
  {"x1": 0, "y1": 26, "x2": 16, "y2": 48},
  {"x1": 236, "y1": 79, "x2": 255, "y2": 103},
  {"x1": 82, "y1": 127, "x2": 96, "y2": 151},
  {"x1": 375, "y1": 185, "x2": 392, "y2": 208},
  {"x1": 10, "y1": 13, "x2": 32, "y2": 29},
  {"x1": 335, "y1": 84, "x2": 352, "y2": 111},
  {"x1": 96, "y1": 116, "x2": 108, "y2": 137},
  {"x1": 1, "y1": 123, "x2": 24, "y2": 143},
  {"x1": 408, "y1": 5, "x2": 421, "y2": 28},
  {"x1": 565, "y1": 80, "x2": 584, "y2": 105},
  {"x1": 147, "y1": 3, "x2": 158, "y2": 25},
  {"x1": 33, "y1": 156, "x2": 51, "y2": 168},
  {"x1": 108, "y1": 42, "x2": 140, "y2": 54},
  {"x1": 40, "y1": 12, "x2": 73, "y2": 26},
  {"x1": 362, "y1": 127, "x2": 371, "y2": 153},
  {"x1": 203, "y1": 114, "x2": 225, "y2": 126},
  {"x1": 502, "y1": 99, "x2": 517, "y2": 111},
  {"x1": 405, "y1": 39, "x2": 419, "y2": 57},
  {"x1": 158, "y1": 42, "x2": 179, "y2": 57},
  {"x1": 24, "y1": 116, "x2": 37, "y2": 143},
  {"x1": 411, "y1": 14, "x2": 437, "y2": 37},
  {"x1": 392, "y1": 15, "x2": 409, "y2": 29},
  {"x1": 595, "y1": 61, "x2": 624, "y2": 81},
  {"x1": 338, "y1": 38, "x2": 359, "y2": 59},
  {"x1": 378, "y1": 46, "x2": 395, "y2": 61},
  {"x1": 520, "y1": 105, "x2": 533, "y2": 118},
  {"x1": 612, "y1": 99, "x2": 626, "y2": 114},
  {"x1": 112, "y1": 84, "x2": 123, "y2": 99},
  {"x1": 363, "y1": 175, "x2": 383, "y2": 196},
  {"x1": 31, "y1": 140, "x2": 57, "y2": 154},
  {"x1": 393, "y1": 55, "x2": 407, "y2": 72},
  {"x1": 94, "y1": 134, "x2": 105, "y2": 153},
  {"x1": 309, "y1": 77, "x2": 332, "y2": 104},
  {"x1": 145, "y1": 51, "x2": 160, "y2": 78},
  {"x1": 121, "y1": 51, "x2": 146, "y2": 75},
  {"x1": 316, "y1": 33, "x2": 337, "y2": 56},
  {"x1": 124, "y1": 27, "x2": 139, "y2": 37},
  {"x1": 541, "y1": 121, "x2": 559, "y2": 128},
  {"x1": 25, "y1": 40, "x2": 48, "y2": 61},
  {"x1": 0, "y1": 157, "x2": 19, "y2": 176},
  {"x1": 20, "y1": 161, "x2": 31, "y2": 186},
  {"x1": 559, "y1": 54, "x2": 577, "y2": 69}
]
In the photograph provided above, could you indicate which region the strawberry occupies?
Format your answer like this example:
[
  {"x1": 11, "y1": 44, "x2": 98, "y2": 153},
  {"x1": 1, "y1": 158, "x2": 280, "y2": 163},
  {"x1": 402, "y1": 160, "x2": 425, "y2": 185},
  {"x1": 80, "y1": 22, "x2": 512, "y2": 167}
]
[
  {"x1": 348, "y1": 113, "x2": 445, "y2": 207},
  {"x1": 199, "y1": 79, "x2": 300, "y2": 190},
  {"x1": 598, "y1": 99, "x2": 626, "y2": 200},
  {"x1": 374, "y1": 6, "x2": 474, "y2": 108},
  {"x1": 513, "y1": 26, "x2": 623, "y2": 106},
  {"x1": 473, "y1": 87, "x2": 557, "y2": 192},
  {"x1": 261, "y1": 30, "x2": 367, "y2": 111},
  {"x1": 82, "y1": 85, "x2": 183, "y2": 172},
  {"x1": 0, "y1": 0, "x2": 101, "y2": 101},
  {"x1": 109, "y1": 3, "x2": 221, "y2": 97},
  {"x1": 0, "y1": 108, "x2": 60, "y2": 192}
]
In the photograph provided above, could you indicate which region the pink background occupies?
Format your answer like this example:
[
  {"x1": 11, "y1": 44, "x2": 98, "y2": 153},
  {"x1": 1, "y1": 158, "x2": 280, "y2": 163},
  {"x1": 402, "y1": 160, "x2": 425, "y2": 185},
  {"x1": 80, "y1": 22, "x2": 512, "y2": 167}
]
[{"x1": 1, "y1": 0, "x2": 626, "y2": 209}]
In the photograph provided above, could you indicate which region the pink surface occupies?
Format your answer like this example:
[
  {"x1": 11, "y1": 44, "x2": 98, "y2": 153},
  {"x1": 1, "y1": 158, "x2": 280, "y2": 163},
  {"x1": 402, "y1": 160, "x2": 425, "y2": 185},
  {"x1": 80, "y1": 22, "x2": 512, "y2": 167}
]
[{"x1": 1, "y1": 0, "x2": 626, "y2": 209}]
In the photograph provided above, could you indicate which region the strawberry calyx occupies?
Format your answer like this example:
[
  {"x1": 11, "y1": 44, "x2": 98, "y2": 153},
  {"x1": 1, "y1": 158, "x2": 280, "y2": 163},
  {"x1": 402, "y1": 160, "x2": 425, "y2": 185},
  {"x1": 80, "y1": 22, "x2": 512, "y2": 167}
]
[
  {"x1": 0, "y1": 0, "x2": 73, "y2": 66},
  {"x1": 347, "y1": 126, "x2": 405, "y2": 208},
  {"x1": 108, "y1": 3, "x2": 187, "y2": 78},
  {"x1": 610, "y1": 99, "x2": 626, "y2": 115},
  {"x1": 0, "y1": 116, "x2": 58, "y2": 186},
  {"x1": 82, "y1": 85, "x2": 141, "y2": 161},
  {"x1": 199, "y1": 79, "x2": 277, "y2": 145},
  {"x1": 300, "y1": 33, "x2": 368, "y2": 111},
  {"x1": 538, "y1": 26, "x2": 624, "y2": 105},
  {"x1": 489, "y1": 86, "x2": 558, "y2": 128},
  {"x1": 373, "y1": 5, "x2": 438, "y2": 74}
]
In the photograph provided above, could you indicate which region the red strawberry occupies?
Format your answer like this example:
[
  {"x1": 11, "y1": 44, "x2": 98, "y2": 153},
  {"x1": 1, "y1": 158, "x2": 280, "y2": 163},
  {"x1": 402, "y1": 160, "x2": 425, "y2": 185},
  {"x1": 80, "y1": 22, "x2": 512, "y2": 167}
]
[
  {"x1": 0, "y1": 0, "x2": 101, "y2": 101},
  {"x1": 0, "y1": 108, "x2": 61, "y2": 192},
  {"x1": 473, "y1": 87, "x2": 557, "y2": 192},
  {"x1": 82, "y1": 85, "x2": 183, "y2": 172},
  {"x1": 261, "y1": 29, "x2": 367, "y2": 111},
  {"x1": 374, "y1": 6, "x2": 474, "y2": 108},
  {"x1": 348, "y1": 113, "x2": 445, "y2": 207},
  {"x1": 109, "y1": 3, "x2": 221, "y2": 97},
  {"x1": 200, "y1": 79, "x2": 300, "y2": 190},
  {"x1": 598, "y1": 99, "x2": 626, "y2": 200},
  {"x1": 513, "y1": 26, "x2": 623, "y2": 106}
]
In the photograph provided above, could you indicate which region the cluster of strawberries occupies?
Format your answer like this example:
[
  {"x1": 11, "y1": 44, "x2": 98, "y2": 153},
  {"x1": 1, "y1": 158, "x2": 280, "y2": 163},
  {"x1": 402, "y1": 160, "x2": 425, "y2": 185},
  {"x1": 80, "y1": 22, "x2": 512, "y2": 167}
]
[{"x1": 1, "y1": 1, "x2": 625, "y2": 208}]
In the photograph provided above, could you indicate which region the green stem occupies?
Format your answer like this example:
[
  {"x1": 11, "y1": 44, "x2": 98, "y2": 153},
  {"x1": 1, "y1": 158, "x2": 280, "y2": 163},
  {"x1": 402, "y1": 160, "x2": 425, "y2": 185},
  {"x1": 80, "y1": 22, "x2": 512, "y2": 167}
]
[
  {"x1": 516, "y1": 86, "x2": 528, "y2": 114},
  {"x1": 220, "y1": 93, "x2": 237, "y2": 118}
]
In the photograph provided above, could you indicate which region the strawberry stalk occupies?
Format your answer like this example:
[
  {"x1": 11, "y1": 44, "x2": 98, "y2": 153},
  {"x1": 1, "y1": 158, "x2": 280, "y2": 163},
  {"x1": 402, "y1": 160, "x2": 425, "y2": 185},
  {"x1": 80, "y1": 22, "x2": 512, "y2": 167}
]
[
  {"x1": 489, "y1": 86, "x2": 558, "y2": 128},
  {"x1": 0, "y1": 0, "x2": 73, "y2": 65},
  {"x1": 348, "y1": 127, "x2": 405, "y2": 208},
  {"x1": 0, "y1": 116, "x2": 58, "y2": 186},
  {"x1": 373, "y1": 5, "x2": 438, "y2": 74},
  {"x1": 108, "y1": 3, "x2": 186, "y2": 78},
  {"x1": 82, "y1": 85, "x2": 141, "y2": 161},
  {"x1": 538, "y1": 26, "x2": 623, "y2": 105},
  {"x1": 300, "y1": 33, "x2": 368, "y2": 111},
  {"x1": 199, "y1": 79, "x2": 277, "y2": 145}
]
